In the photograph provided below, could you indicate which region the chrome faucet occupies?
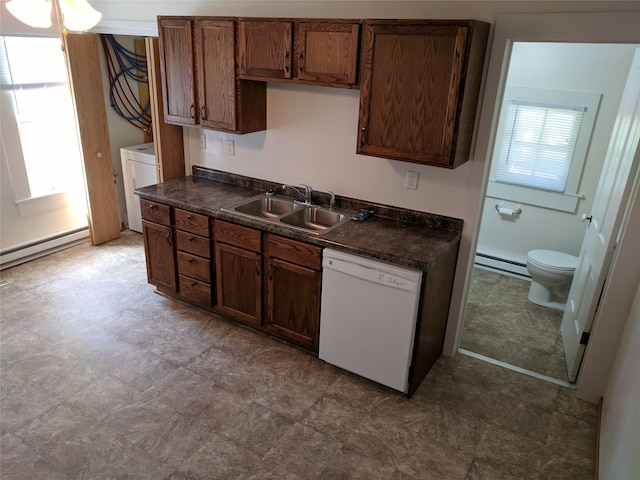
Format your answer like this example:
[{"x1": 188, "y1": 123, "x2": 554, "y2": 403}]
[
  {"x1": 329, "y1": 191, "x2": 336, "y2": 210},
  {"x1": 283, "y1": 183, "x2": 313, "y2": 205}
]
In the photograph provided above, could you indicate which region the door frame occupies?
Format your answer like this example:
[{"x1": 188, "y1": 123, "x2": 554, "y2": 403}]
[{"x1": 461, "y1": 12, "x2": 640, "y2": 403}]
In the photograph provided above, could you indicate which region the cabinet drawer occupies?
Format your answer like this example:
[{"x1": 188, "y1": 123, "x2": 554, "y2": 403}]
[
  {"x1": 265, "y1": 234, "x2": 321, "y2": 270},
  {"x1": 177, "y1": 251, "x2": 211, "y2": 282},
  {"x1": 140, "y1": 199, "x2": 171, "y2": 226},
  {"x1": 215, "y1": 220, "x2": 261, "y2": 253},
  {"x1": 175, "y1": 209, "x2": 210, "y2": 237},
  {"x1": 176, "y1": 230, "x2": 210, "y2": 258},
  {"x1": 179, "y1": 274, "x2": 212, "y2": 305}
]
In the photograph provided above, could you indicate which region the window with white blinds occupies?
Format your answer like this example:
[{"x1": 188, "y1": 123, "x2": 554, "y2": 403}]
[
  {"x1": 495, "y1": 101, "x2": 585, "y2": 192},
  {"x1": 487, "y1": 87, "x2": 601, "y2": 212}
]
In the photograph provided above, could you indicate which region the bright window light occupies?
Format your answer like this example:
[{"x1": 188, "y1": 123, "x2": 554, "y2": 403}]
[{"x1": 1, "y1": 36, "x2": 85, "y2": 200}]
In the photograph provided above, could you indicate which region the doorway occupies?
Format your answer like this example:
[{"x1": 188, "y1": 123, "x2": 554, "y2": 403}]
[{"x1": 460, "y1": 34, "x2": 640, "y2": 385}]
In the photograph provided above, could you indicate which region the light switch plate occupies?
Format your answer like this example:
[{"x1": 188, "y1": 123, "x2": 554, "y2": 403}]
[{"x1": 224, "y1": 139, "x2": 235, "y2": 156}]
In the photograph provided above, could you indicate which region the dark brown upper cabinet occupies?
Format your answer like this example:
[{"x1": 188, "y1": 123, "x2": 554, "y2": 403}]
[
  {"x1": 238, "y1": 19, "x2": 361, "y2": 89},
  {"x1": 357, "y1": 20, "x2": 489, "y2": 168},
  {"x1": 157, "y1": 16, "x2": 266, "y2": 134}
]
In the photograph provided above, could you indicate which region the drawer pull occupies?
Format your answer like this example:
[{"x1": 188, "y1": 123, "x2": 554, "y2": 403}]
[
  {"x1": 188, "y1": 236, "x2": 194, "y2": 241},
  {"x1": 190, "y1": 281, "x2": 197, "y2": 287},
  {"x1": 187, "y1": 214, "x2": 193, "y2": 220},
  {"x1": 187, "y1": 258, "x2": 194, "y2": 263},
  {"x1": 149, "y1": 204, "x2": 156, "y2": 210}
]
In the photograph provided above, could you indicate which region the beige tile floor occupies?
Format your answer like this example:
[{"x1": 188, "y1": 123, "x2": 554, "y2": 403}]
[
  {"x1": 461, "y1": 268, "x2": 568, "y2": 382},
  {"x1": 1, "y1": 231, "x2": 597, "y2": 479}
]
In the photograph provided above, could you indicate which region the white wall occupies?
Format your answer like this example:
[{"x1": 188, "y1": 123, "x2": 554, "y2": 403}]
[
  {"x1": 476, "y1": 42, "x2": 637, "y2": 264},
  {"x1": 599, "y1": 284, "x2": 640, "y2": 479}
]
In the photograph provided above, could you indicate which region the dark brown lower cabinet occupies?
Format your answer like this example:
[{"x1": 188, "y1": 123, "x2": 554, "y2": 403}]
[
  {"x1": 264, "y1": 234, "x2": 322, "y2": 351},
  {"x1": 142, "y1": 221, "x2": 177, "y2": 294},
  {"x1": 214, "y1": 221, "x2": 262, "y2": 326}
]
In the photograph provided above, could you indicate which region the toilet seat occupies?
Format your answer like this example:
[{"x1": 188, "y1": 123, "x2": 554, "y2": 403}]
[{"x1": 527, "y1": 249, "x2": 578, "y2": 272}]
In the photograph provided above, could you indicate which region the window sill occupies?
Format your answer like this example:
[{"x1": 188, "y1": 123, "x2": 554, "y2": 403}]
[
  {"x1": 487, "y1": 180, "x2": 583, "y2": 213},
  {"x1": 15, "y1": 192, "x2": 73, "y2": 218}
]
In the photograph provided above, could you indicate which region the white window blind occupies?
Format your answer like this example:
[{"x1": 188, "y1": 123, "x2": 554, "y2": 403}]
[{"x1": 495, "y1": 101, "x2": 586, "y2": 192}]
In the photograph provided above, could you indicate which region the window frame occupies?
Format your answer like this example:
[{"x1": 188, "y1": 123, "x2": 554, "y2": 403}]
[{"x1": 487, "y1": 86, "x2": 601, "y2": 212}]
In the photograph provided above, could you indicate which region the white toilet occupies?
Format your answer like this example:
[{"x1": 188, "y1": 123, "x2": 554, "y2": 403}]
[{"x1": 526, "y1": 249, "x2": 578, "y2": 311}]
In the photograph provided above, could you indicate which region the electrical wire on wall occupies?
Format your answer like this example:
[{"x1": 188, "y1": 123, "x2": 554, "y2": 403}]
[{"x1": 100, "y1": 34, "x2": 152, "y2": 135}]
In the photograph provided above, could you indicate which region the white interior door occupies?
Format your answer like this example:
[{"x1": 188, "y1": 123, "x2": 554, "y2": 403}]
[{"x1": 562, "y1": 48, "x2": 640, "y2": 382}]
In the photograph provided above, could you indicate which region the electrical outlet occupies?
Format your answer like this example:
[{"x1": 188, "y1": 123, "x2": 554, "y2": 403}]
[
  {"x1": 199, "y1": 134, "x2": 206, "y2": 149},
  {"x1": 224, "y1": 139, "x2": 235, "y2": 156},
  {"x1": 405, "y1": 170, "x2": 419, "y2": 190}
]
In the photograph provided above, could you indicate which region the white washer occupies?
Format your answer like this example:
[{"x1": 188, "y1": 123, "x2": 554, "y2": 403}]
[{"x1": 120, "y1": 142, "x2": 157, "y2": 233}]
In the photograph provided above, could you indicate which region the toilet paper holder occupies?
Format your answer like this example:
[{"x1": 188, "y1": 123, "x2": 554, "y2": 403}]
[{"x1": 495, "y1": 203, "x2": 522, "y2": 216}]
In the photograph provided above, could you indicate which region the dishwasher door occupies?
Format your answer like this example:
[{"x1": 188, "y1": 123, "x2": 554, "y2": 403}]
[{"x1": 319, "y1": 249, "x2": 422, "y2": 393}]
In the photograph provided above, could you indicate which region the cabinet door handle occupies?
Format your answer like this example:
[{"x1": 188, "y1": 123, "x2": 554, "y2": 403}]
[
  {"x1": 200, "y1": 106, "x2": 206, "y2": 121},
  {"x1": 360, "y1": 127, "x2": 366, "y2": 148},
  {"x1": 255, "y1": 261, "x2": 260, "y2": 277},
  {"x1": 268, "y1": 263, "x2": 272, "y2": 280},
  {"x1": 284, "y1": 51, "x2": 290, "y2": 77},
  {"x1": 166, "y1": 232, "x2": 172, "y2": 246},
  {"x1": 190, "y1": 104, "x2": 195, "y2": 119},
  {"x1": 299, "y1": 52, "x2": 305, "y2": 73}
]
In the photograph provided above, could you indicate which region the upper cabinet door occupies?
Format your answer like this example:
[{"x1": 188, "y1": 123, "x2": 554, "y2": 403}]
[
  {"x1": 157, "y1": 18, "x2": 197, "y2": 125},
  {"x1": 296, "y1": 22, "x2": 360, "y2": 86},
  {"x1": 238, "y1": 20, "x2": 293, "y2": 79},
  {"x1": 195, "y1": 19, "x2": 237, "y2": 131},
  {"x1": 358, "y1": 21, "x2": 489, "y2": 168}
]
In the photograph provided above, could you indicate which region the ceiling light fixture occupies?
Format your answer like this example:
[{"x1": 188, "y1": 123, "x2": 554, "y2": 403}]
[{"x1": 6, "y1": 0, "x2": 102, "y2": 32}]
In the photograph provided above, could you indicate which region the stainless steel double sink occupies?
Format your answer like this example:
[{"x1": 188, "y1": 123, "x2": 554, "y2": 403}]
[{"x1": 222, "y1": 194, "x2": 351, "y2": 235}]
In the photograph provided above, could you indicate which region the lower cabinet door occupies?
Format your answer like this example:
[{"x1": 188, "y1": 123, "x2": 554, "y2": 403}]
[
  {"x1": 142, "y1": 220, "x2": 177, "y2": 293},
  {"x1": 215, "y1": 242, "x2": 262, "y2": 326},
  {"x1": 265, "y1": 257, "x2": 320, "y2": 351}
]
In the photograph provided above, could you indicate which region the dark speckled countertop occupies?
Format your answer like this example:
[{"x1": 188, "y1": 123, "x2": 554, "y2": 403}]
[{"x1": 135, "y1": 167, "x2": 463, "y2": 272}]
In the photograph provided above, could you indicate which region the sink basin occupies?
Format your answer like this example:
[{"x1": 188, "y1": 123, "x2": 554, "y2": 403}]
[
  {"x1": 222, "y1": 194, "x2": 351, "y2": 235},
  {"x1": 279, "y1": 206, "x2": 349, "y2": 233},
  {"x1": 231, "y1": 195, "x2": 299, "y2": 218}
]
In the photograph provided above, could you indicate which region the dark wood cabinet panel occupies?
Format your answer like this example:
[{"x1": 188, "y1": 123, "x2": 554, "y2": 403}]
[
  {"x1": 175, "y1": 208, "x2": 210, "y2": 237},
  {"x1": 215, "y1": 220, "x2": 262, "y2": 253},
  {"x1": 142, "y1": 220, "x2": 177, "y2": 293},
  {"x1": 140, "y1": 199, "x2": 172, "y2": 227},
  {"x1": 178, "y1": 274, "x2": 212, "y2": 305},
  {"x1": 177, "y1": 251, "x2": 211, "y2": 283},
  {"x1": 265, "y1": 257, "x2": 320, "y2": 351},
  {"x1": 296, "y1": 22, "x2": 360, "y2": 86},
  {"x1": 176, "y1": 230, "x2": 210, "y2": 258},
  {"x1": 157, "y1": 17, "x2": 196, "y2": 125},
  {"x1": 357, "y1": 20, "x2": 489, "y2": 168},
  {"x1": 158, "y1": 16, "x2": 266, "y2": 134},
  {"x1": 196, "y1": 19, "x2": 237, "y2": 130},
  {"x1": 239, "y1": 19, "x2": 360, "y2": 89},
  {"x1": 238, "y1": 20, "x2": 293, "y2": 79},
  {"x1": 264, "y1": 234, "x2": 322, "y2": 351},
  {"x1": 215, "y1": 242, "x2": 262, "y2": 326}
]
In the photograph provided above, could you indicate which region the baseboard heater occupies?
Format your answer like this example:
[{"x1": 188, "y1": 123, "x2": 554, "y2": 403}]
[
  {"x1": 0, "y1": 227, "x2": 90, "y2": 270},
  {"x1": 474, "y1": 252, "x2": 530, "y2": 279}
]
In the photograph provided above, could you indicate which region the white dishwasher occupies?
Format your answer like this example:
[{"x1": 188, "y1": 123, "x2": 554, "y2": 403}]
[{"x1": 319, "y1": 249, "x2": 422, "y2": 393}]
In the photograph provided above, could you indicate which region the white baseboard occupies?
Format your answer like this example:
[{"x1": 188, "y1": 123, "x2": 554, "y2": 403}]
[{"x1": 1, "y1": 228, "x2": 90, "y2": 270}]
